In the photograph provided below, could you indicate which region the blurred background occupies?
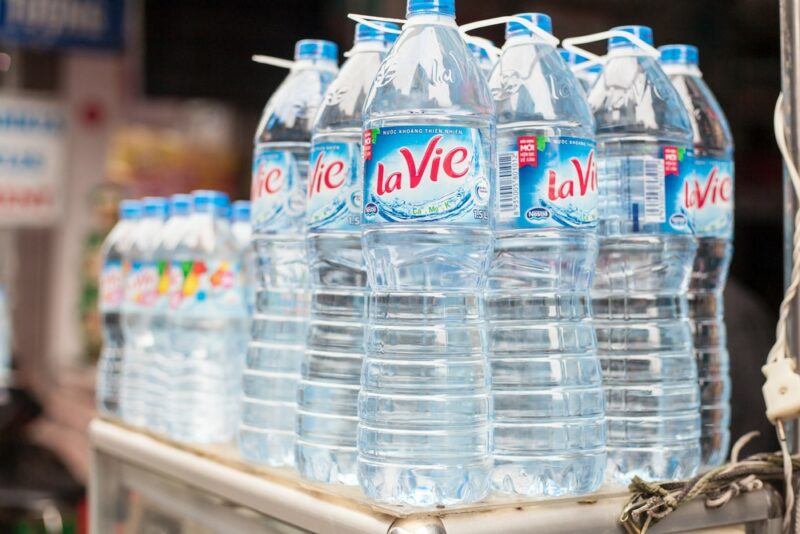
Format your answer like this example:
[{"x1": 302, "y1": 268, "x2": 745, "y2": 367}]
[{"x1": 0, "y1": 0, "x2": 783, "y2": 531}]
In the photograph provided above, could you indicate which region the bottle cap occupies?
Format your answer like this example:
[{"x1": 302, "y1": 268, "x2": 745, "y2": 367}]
[
  {"x1": 119, "y1": 199, "x2": 142, "y2": 219},
  {"x1": 608, "y1": 25, "x2": 653, "y2": 51},
  {"x1": 658, "y1": 44, "x2": 699, "y2": 66},
  {"x1": 169, "y1": 194, "x2": 192, "y2": 216},
  {"x1": 143, "y1": 197, "x2": 168, "y2": 218},
  {"x1": 355, "y1": 22, "x2": 400, "y2": 44},
  {"x1": 505, "y1": 13, "x2": 552, "y2": 39},
  {"x1": 294, "y1": 39, "x2": 339, "y2": 62},
  {"x1": 232, "y1": 200, "x2": 251, "y2": 222},
  {"x1": 407, "y1": 0, "x2": 455, "y2": 17},
  {"x1": 192, "y1": 190, "x2": 227, "y2": 213}
]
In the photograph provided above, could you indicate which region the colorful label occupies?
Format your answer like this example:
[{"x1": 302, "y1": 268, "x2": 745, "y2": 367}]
[
  {"x1": 362, "y1": 125, "x2": 491, "y2": 225},
  {"x1": 684, "y1": 156, "x2": 734, "y2": 237},
  {"x1": 251, "y1": 147, "x2": 303, "y2": 230},
  {"x1": 175, "y1": 259, "x2": 245, "y2": 315},
  {"x1": 306, "y1": 141, "x2": 360, "y2": 230},
  {"x1": 99, "y1": 259, "x2": 124, "y2": 311},
  {"x1": 124, "y1": 260, "x2": 159, "y2": 309},
  {"x1": 497, "y1": 135, "x2": 597, "y2": 229}
]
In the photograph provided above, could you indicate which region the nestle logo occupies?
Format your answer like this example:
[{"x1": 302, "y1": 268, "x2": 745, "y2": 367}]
[
  {"x1": 526, "y1": 207, "x2": 550, "y2": 221},
  {"x1": 670, "y1": 213, "x2": 688, "y2": 229},
  {"x1": 364, "y1": 202, "x2": 378, "y2": 215}
]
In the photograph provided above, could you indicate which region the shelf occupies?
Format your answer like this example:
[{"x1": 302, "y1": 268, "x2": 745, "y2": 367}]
[{"x1": 89, "y1": 419, "x2": 783, "y2": 534}]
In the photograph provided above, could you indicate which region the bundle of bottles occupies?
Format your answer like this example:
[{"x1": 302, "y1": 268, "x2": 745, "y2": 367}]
[{"x1": 98, "y1": 1, "x2": 735, "y2": 508}]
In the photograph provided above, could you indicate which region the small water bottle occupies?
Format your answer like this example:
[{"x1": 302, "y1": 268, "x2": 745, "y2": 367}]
[
  {"x1": 121, "y1": 196, "x2": 168, "y2": 428},
  {"x1": 241, "y1": 39, "x2": 339, "y2": 466},
  {"x1": 169, "y1": 191, "x2": 246, "y2": 443},
  {"x1": 298, "y1": 21, "x2": 397, "y2": 486},
  {"x1": 146, "y1": 194, "x2": 193, "y2": 433},
  {"x1": 660, "y1": 44, "x2": 734, "y2": 468},
  {"x1": 559, "y1": 48, "x2": 601, "y2": 92},
  {"x1": 587, "y1": 26, "x2": 700, "y2": 483},
  {"x1": 359, "y1": 0, "x2": 495, "y2": 506},
  {"x1": 487, "y1": 12, "x2": 606, "y2": 497},
  {"x1": 97, "y1": 199, "x2": 141, "y2": 417}
]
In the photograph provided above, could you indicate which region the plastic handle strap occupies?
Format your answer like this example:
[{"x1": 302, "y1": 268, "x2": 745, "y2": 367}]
[
  {"x1": 347, "y1": 13, "x2": 405, "y2": 33},
  {"x1": 460, "y1": 16, "x2": 560, "y2": 49},
  {"x1": 561, "y1": 29, "x2": 660, "y2": 72},
  {"x1": 251, "y1": 55, "x2": 295, "y2": 69}
]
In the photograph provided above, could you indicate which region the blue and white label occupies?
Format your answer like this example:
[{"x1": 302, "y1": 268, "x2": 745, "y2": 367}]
[
  {"x1": 250, "y1": 147, "x2": 303, "y2": 231},
  {"x1": 362, "y1": 125, "x2": 491, "y2": 225},
  {"x1": 497, "y1": 135, "x2": 597, "y2": 229},
  {"x1": 684, "y1": 156, "x2": 734, "y2": 237},
  {"x1": 306, "y1": 140, "x2": 360, "y2": 230}
]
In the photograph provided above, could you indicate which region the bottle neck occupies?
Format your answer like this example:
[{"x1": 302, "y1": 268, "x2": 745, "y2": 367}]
[
  {"x1": 405, "y1": 13, "x2": 457, "y2": 28},
  {"x1": 662, "y1": 63, "x2": 703, "y2": 78},
  {"x1": 292, "y1": 57, "x2": 338, "y2": 73},
  {"x1": 350, "y1": 40, "x2": 393, "y2": 54},
  {"x1": 503, "y1": 35, "x2": 553, "y2": 50},
  {"x1": 607, "y1": 46, "x2": 651, "y2": 58}
]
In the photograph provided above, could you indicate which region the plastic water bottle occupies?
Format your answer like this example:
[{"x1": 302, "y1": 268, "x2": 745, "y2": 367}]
[
  {"x1": 231, "y1": 200, "x2": 255, "y2": 314},
  {"x1": 97, "y1": 200, "x2": 141, "y2": 417},
  {"x1": 298, "y1": 21, "x2": 397, "y2": 486},
  {"x1": 587, "y1": 26, "x2": 700, "y2": 483},
  {"x1": 241, "y1": 40, "x2": 338, "y2": 466},
  {"x1": 559, "y1": 48, "x2": 601, "y2": 92},
  {"x1": 359, "y1": 0, "x2": 495, "y2": 506},
  {"x1": 121, "y1": 197, "x2": 168, "y2": 427},
  {"x1": 0, "y1": 285, "x2": 10, "y2": 404},
  {"x1": 169, "y1": 191, "x2": 246, "y2": 443},
  {"x1": 487, "y1": 13, "x2": 606, "y2": 497},
  {"x1": 468, "y1": 41, "x2": 495, "y2": 79},
  {"x1": 144, "y1": 194, "x2": 193, "y2": 434},
  {"x1": 660, "y1": 44, "x2": 734, "y2": 468}
]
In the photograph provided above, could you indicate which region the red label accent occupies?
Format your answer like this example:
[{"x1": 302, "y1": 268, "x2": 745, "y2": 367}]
[
  {"x1": 664, "y1": 146, "x2": 680, "y2": 176},
  {"x1": 518, "y1": 136, "x2": 538, "y2": 168},
  {"x1": 363, "y1": 130, "x2": 373, "y2": 161}
]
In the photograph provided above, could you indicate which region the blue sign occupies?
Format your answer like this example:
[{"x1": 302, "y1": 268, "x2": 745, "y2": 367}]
[{"x1": 0, "y1": 0, "x2": 124, "y2": 51}]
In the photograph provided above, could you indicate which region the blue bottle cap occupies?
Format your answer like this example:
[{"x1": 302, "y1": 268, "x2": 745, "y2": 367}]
[
  {"x1": 169, "y1": 194, "x2": 192, "y2": 216},
  {"x1": 658, "y1": 44, "x2": 699, "y2": 66},
  {"x1": 143, "y1": 196, "x2": 168, "y2": 218},
  {"x1": 355, "y1": 22, "x2": 400, "y2": 44},
  {"x1": 119, "y1": 199, "x2": 142, "y2": 219},
  {"x1": 559, "y1": 48, "x2": 602, "y2": 73},
  {"x1": 192, "y1": 190, "x2": 222, "y2": 213},
  {"x1": 294, "y1": 39, "x2": 339, "y2": 62},
  {"x1": 608, "y1": 25, "x2": 653, "y2": 51},
  {"x1": 505, "y1": 13, "x2": 553, "y2": 39},
  {"x1": 407, "y1": 0, "x2": 455, "y2": 17},
  {"x1": 232, "y1": 200, "x2": 251, "y2": 222}
]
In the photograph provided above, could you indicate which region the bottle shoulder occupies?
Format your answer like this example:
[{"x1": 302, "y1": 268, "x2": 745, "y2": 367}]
[
  {"x1": 255, "y1": 67, "x2": 337, "y2": 143},
  {"x1": 589, "y1": 55, "x2": 693, "y2": 142},
  {"x1": 668, "y1": 73, "x2": 734, "y2": 154},
  {"x1": 490, "y1": 43, "x2": 595, "y2": 132},
  {"x1": 314, "y1": 52, "x2": 386, "y2": 132},
  {"x1": 363, "y1": 23, "x2": 494, "y2": 120}
]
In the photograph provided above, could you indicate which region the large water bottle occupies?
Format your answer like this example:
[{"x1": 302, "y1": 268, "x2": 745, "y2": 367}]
[
  {"x1": 559, "y1": 48, "x2": 601, "y2": 93},
  {"x1": 97, "y1": 200, "x2": 141, "y2": 417},
  {"x1": 587, "y1": 26, "x2": 700, "y2": 483},
  {"x1": 660, "y1": 44, "x2": 734, "y2": 468},
  {"x1": 121, "y1": 196, "x2": 168, "y2": 427},
  {"x1": 169, "y1": 191, "x2": 246, "y2": 443},
  {"x1": 298, "y1": 22, "x2": 397, "y2": 486},
  {"x1": 359, "y1": 0, "x2": 495, "y2": 506},
  {"x1": 241, "y1": 40, "x2": 338, "y2": 466},
  {"x1": 487, "y1": 13, "x2": 606, "y2": 497},
  {"x1": 146, "y1": 194, "x2": 193, "y2": 433}
]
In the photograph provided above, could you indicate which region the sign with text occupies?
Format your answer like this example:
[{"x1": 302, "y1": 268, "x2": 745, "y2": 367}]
[{"x1": 0, "y1": 94, "x2": 66, "y2": 226}]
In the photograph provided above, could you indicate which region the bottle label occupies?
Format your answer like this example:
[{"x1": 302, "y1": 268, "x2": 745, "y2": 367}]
[
  {"x1": 685, "y1": 156, "x2": 734, "y2": 237},
  {"x1": 306, "y1": 140, "x2": 361, "y2": 230},
  {"x1": 251, "y1": 148, "x2": 303, "y2": 230},
  {"x1": 497, "y1": 135, "x2": 597, "y2": 229},
  {"x1": 125, "y1": 260, "x2": 159, "y2": 309},
  {"x1": 99, "y1": 259, "x2": 124, "y2": 311},
  {"x1": 362, "y1": 125, "x2": 491, "y2": 225},
  {"x1": 176, "y1": 259, "x2": 245, "y2": 314}
]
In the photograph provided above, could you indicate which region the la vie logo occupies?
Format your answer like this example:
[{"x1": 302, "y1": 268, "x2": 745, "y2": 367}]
[
  {"x1": 252, "y1": 160, "x2": 284, "y2": 200},
  {"x1": 308, "y1": 150, "x2": 347, "y2": 198},
  {"x1": 374, "y1": 134, "x2": 470, "y2": 196},
  {"x1": 547, "y1": 150, "x2": 597, "y2": 201},
  {"x1": 684, "y1": 166, "x2": 732, "y2": 209}
]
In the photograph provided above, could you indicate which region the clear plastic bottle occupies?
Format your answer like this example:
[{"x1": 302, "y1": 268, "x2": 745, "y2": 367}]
[
  {"x1": 169, "y1": 191, "x2": 246, "y2": 443},
  {"x1": 660, "y1": 44, "x2": 734, "y2": 468},
  {"x1": 241, "y1": 39, "x2": 338, "y2": 466},
  {"x1": 487, "y1": 13, "x2": 606, "y2": 497},
  {"x1": 146, "y1": 194, "x2": 192, "y2": 434},
  {"x1": 231, "y1": 200, "x2": 255, "y2": 314},
  {"x1": 359, "y1": 0, "x2": 495, "y2": 506},
  {"x1": 0, "y1": 285, "x2": 10, "y2": 404},
  {"x1": 298, "y1": 22, "x2": 397, "y2": 486},
  {"x1": 98, "y1": 200, "x2": 142, "y2": 417},
  {"x1": 121, "y1": 196, "x2": 168, "y2": 428},
  {"x1": 559, "y1": 48, "x2": 601, "y2": 93},
  {"x1": 587, "y1": 26, "x2": 700, "y2": 483}
]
